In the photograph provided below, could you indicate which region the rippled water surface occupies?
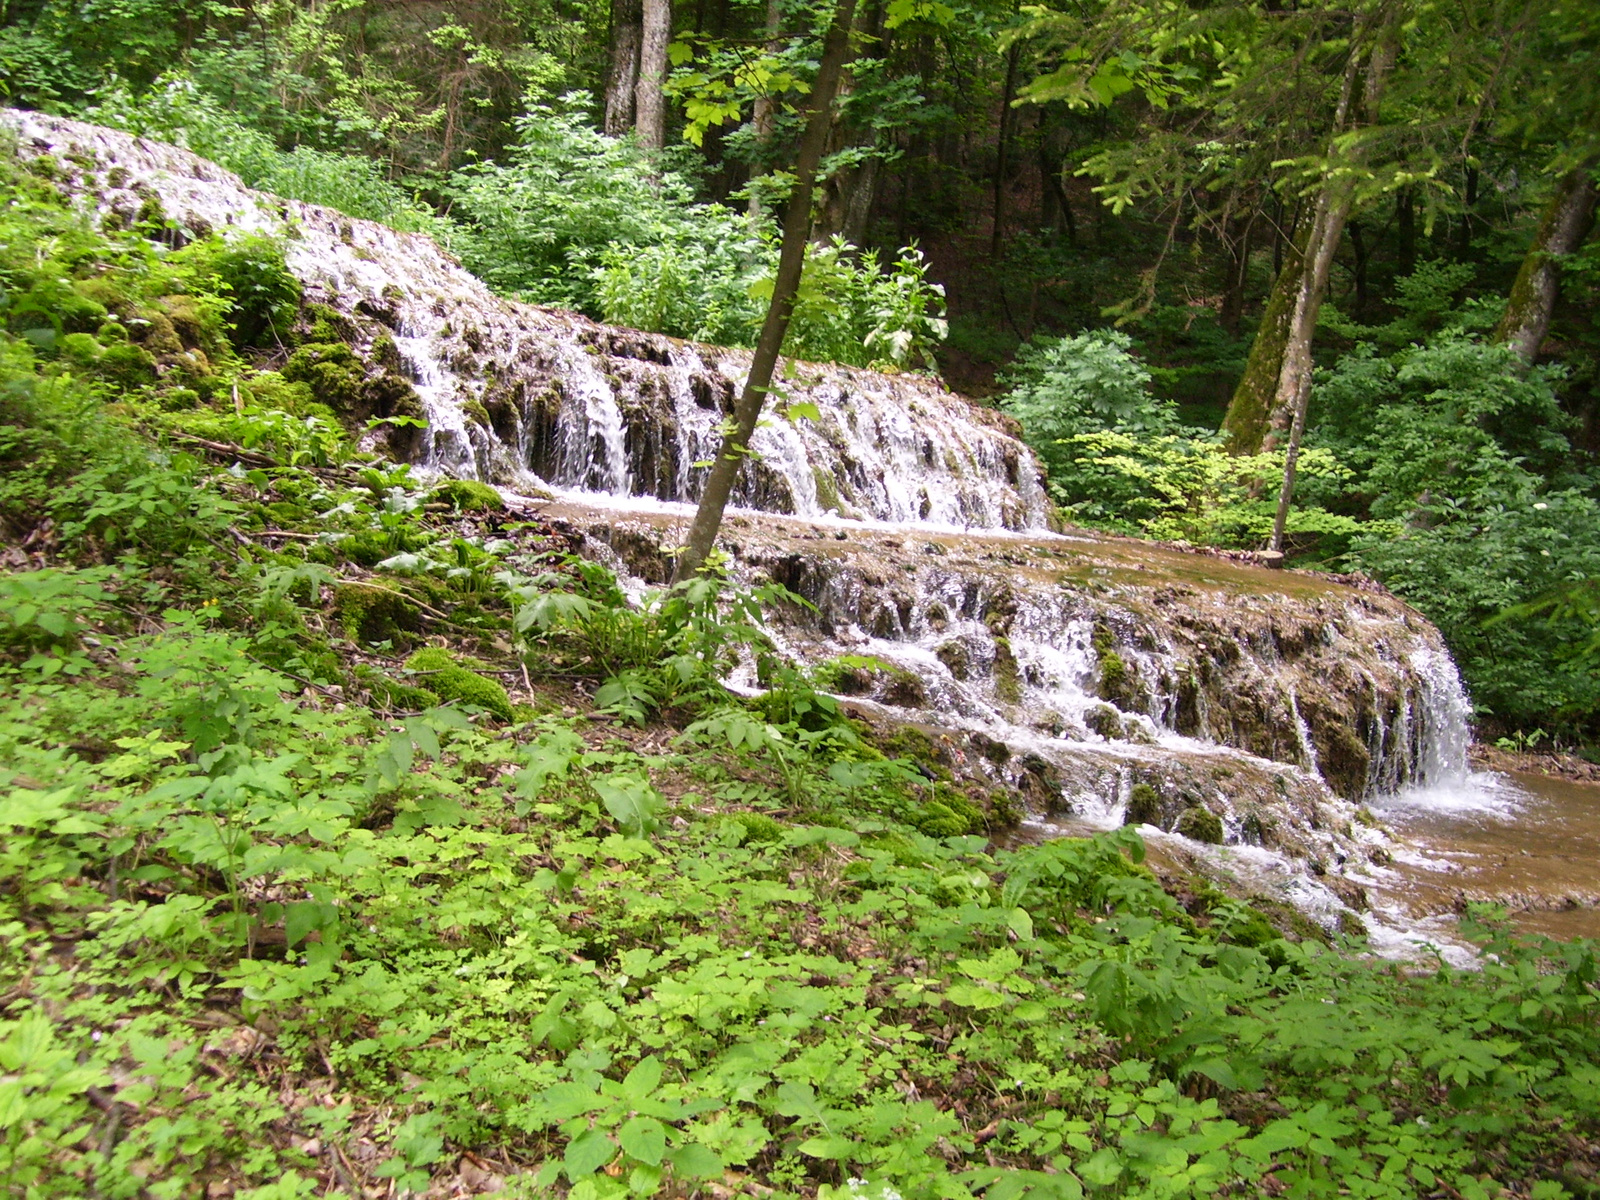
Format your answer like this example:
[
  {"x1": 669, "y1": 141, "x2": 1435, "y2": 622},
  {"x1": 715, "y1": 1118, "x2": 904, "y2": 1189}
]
[{"x1": 1369, "y1": 770, "x2": 1600, "y2": 943}]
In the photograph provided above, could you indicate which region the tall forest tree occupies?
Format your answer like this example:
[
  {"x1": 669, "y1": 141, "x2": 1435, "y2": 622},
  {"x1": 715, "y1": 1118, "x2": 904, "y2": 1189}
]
[
  {"x1": 605, "y1": 0, "x2": 644, "y2": 134},
  {"x1": 634, "y1": 0, "x2": 672, "y2": 149}
]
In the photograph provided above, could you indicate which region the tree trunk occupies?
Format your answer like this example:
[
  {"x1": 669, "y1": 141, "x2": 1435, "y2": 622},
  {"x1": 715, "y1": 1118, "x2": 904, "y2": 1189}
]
[
  {"x1": 746, "y1": 0, "x2": 783, "y2": 216},
  {"x1": 1222, "y1": 225, "x2": 1307, "y2": 453},
  {"x1": 1458, "y1": 164, "x2": 1479, "y2": 258},
  {"x1": 1225, "y1": 26, "x2": 1392, "y2": 459},
  {"x1": 1220, "y1": 208, "x2": 1255, "y2": 336},
  {"x1": 604, "y1": 0, "x2": 643, "y2": 136},
  {"x1": 672, "y1": 0, "x2": 859, "y2": 582},
  {"x1": 838, "y1": 155, "x2": 879, "y2": 245},
  {"x1": 634, "y1": 0, "x2": 671, "y2": 151},
  {"x1": 991, "y1": 41, "x2": 1020, "y2": 257},
  {"x1": 1493, "y1": 161, "x2": 1599, "y2": 363},
  {"x1": 1349, "y1": 219, "x2": 1369, "y2": 320},
  {"x1": 1265, "y1": 30, "x2": 1397, "y2": 552},
  {"x1": 1036, "y1": 110, "x2": 1076, "y2": 241},
  {"x1": 1396, "y1": 186, "x2": 1415, "y2": 277}
]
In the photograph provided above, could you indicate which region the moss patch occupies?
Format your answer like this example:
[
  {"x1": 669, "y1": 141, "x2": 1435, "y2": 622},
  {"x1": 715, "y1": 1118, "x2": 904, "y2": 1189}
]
[
  {"x1": 1124, "y1": 782, "x2": 1162, "y2": 826},
  {"x1": 1175, "y1": 805, "x2": 1224, "y2": 844},
  {"x1": 354, "y1": 664, "x2": 439, "y2": 711},
  {"x1": 403, "y1": 646, "x2": 514, "y2": 721},
  {"x1": 332, "y1": 583, "x2": 420, "y2": 648},
  {"x1": 430, "y1": 478, "x2": 504, "y2": 513}
]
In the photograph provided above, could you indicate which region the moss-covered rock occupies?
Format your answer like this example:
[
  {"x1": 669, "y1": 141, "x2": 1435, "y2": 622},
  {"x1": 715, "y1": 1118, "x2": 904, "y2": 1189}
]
[
  {"x1": 872, "y1": 725, "x2": 953, "y2": 781},
  {"x1": 1175, "y1": 804, "x2": 1224, "y2": 844},
  {"x1": 135, "y1": 311, "x2": 184, "y2": 357},
  {"x1": 333, "y1": 583, "x2": 420, "y2": 648},
  {"x1": 935, "y1": 640, "x2": 970, "y2": 680},
  {"x1": 97, "y1": 341, "x2": 157, "y2": 386},
  {"x1": 403, "y1": 646, "x2": 514, "y2": 721},
  {"x1": 1092, "y1": 624, "x2": 1136, "y2": 707},
  {"x1": 993, "y1": 636, "x2": 1022, "y2": 704},
  {"x1": 282, "y1": 342, "x2": 365, "y2": 415},
  {"x1": 430, "y1": 479, "x2": 504, "y2": 513},
  {"x1": 57, "y1": 332, "x2": 103, "y2": 368},
  {"x1": 1085, "y1": 704, "x2": 1124, "y2": 740},
  {"x1": 1124, "y1": 782, "x2": 1162, "y2": 827}
]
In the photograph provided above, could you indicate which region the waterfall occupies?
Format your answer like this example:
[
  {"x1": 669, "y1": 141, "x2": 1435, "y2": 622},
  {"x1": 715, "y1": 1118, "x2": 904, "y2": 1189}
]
[
  {"x1": 0, "y1": 109, "x2": 1048, "y2": 532},
  {"x1": 1408, "y1": 647, "x2": 1474, "y2": 787},
  {"x1": 9, "y1": 106, "x2": 1489, "y2": 898}
]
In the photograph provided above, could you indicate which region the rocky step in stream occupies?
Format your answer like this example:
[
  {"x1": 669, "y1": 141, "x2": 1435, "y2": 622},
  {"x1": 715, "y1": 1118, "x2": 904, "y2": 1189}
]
[
  {"x1": 2, "y1": 108, "x2": 1050, "y2": 533},
  {"x1": 551, "y1": 498, "x2": 1485, "y2": 951}
]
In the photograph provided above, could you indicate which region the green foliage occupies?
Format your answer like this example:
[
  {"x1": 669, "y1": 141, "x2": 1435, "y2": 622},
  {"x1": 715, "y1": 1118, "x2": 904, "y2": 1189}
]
[
  {"x1": 175, "y1": 234, "x2": 303, "y2": 350},
  {"x1": 451, "y1": 96, "x2": 946, "y2": 368},
  {"x1": 1004, "y1": 331, "x2": 1359, "y2": 549},
  {"x1": 0, "y1": 399, "x2": 1596, "y2": 1197},
  {"x1": 503, "y1": 557, "x2": 794, "y2": 722},
  {"x1": 1314, "y1": 333, "x2": 1600, "y2": 734}
]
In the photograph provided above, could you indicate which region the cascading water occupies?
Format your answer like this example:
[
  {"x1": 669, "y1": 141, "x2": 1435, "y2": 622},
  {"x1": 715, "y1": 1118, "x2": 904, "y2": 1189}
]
[
  {"x1": 0, "y1": 109, "x2": 1047, "y2": 532},
  {"x1": 10, "y1": 106, "x2": 1521, "y2": 950},
  {"x1": 1408, "y1": 646, "x2": 1474, "y2": 788}
]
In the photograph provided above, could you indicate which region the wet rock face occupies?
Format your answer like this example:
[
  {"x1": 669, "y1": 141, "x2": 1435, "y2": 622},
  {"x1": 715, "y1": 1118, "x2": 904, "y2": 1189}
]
[
  {"x1": 570, "y1": 506, "x2": 1470, "y2": 813},
  {"x1": 4, "y1": 109, "x2": 1052, "y2": 532}
]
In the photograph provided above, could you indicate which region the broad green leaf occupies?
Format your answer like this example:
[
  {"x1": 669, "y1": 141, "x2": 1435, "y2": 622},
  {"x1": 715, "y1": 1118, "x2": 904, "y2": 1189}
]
[
  {"x1": 946, "y1": 982, "x2": 1007, "y2": 1010},
  {"x1": 565, "y1": 1129, "x2": 616, "y2": 1179},
  {"x1": 623, "y1": 1055, "x2": 664, "y2": 1099},
  {"x1": 593, "y1": 774, "x2": 663, "y2": 838},
  {"x1": 619, "y1": 1116, "x2": 667, "y2": 1165},
  {"x1": 667, "y1": 1143, "x2": 724, "y2": 1180},
  {"x1": 797, "y1": 1135, "x2": 855, "y2": 1160}
]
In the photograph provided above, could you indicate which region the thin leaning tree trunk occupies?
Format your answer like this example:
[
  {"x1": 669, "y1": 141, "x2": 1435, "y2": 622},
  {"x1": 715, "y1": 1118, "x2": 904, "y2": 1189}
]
[
  {"x1": 672, "y1": 0, "x2": 859, "y2": 582},
  {"x1": 1494, "y1": 160, "x2": 1599, "y2": 363},
  {"x1": 635, "y1": 0, "x2": 672, "y2": 150},
  {"x1": 1266, "y1": 21, "x2": 1397, "y2": 554}
]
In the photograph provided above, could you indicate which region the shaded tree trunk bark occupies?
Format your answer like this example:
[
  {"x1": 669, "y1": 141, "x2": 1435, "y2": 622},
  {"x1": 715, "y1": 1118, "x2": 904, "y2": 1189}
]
[
  {"x1": 672, "y1": 0, "x2": 859, "y2": 582},
  {"x1": 1396, "y1": 186, "x2": 1415, "y2": 276},
  {"x1": 1036, "y1": 110, "x2": 1075, "y2": 240},
  {"x1": 1220, "y1": 208, "x2": 1256, "y2": 336},
  {"x1": 1265, "y1": 29, "x2": 1398, "y2": 554},
  {"x1": 604, "y1": 0, "x2": 643, "y2": 136},
  {"x1": 1224, "y1": 25, "x2": 1392, "y2": 459},
  {"x1": 1494, "y1": 161, "x2": 1599, "y2": 363},
  {"x1": 746, "y1": 0, "x2": 783, "y2": 216},
  {"x1": 991, "y1": 41, "x2": 1020, "y2": 257},
  {"x1": 1349, "y1": 219, "x2": 1369, "y2": 320},
  {"x1": 634, "y1": 0, "x2": 671, "y2": 150}
]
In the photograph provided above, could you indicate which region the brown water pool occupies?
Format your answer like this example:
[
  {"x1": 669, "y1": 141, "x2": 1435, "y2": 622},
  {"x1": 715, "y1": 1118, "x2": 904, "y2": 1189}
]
[{"x1": 1368, "y1": 770, "x2": 1600, "y2": 944}]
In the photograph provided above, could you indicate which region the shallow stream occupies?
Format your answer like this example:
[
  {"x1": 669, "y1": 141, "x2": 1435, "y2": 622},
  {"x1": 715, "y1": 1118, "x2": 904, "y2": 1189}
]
[{"x1": 1367, "y1": 770, "x2": 1600, "y2": 945}]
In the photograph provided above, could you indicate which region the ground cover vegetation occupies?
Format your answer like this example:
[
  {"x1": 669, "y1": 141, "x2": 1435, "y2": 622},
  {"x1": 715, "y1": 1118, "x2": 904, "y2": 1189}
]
[{"x1": 2, "y1": 134, "x2": 1600, "y2": 1200}]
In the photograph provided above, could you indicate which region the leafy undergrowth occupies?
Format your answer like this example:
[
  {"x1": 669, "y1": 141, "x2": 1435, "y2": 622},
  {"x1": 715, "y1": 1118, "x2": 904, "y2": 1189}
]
[{"x1": 3, "y1": 136, "x2": 1600, "y2": 1200}]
